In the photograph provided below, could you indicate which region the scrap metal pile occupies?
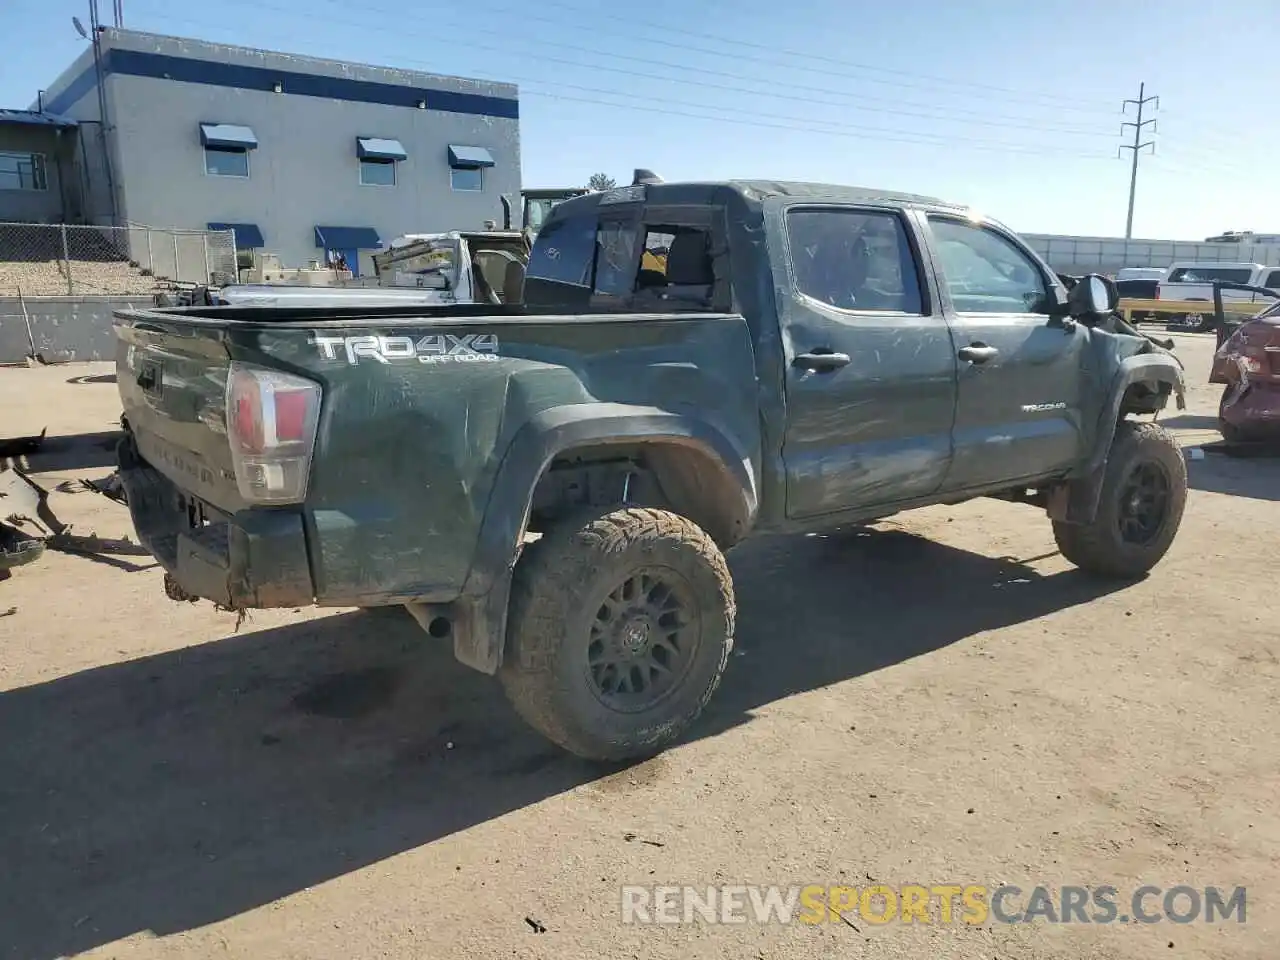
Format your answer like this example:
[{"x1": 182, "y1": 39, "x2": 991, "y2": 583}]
[{"x1": 0, "y1": 428, "x2": 127, "y2": 581}]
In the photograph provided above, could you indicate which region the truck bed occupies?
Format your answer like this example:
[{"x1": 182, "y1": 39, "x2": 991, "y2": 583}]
[{"x1": 113, "y1": 303, "x2": 761, "y2": 609}]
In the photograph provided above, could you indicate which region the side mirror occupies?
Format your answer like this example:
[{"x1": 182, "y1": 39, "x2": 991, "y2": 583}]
[{"x1": 1066, "y1": 273, "x2": 1118, "y2": 317}]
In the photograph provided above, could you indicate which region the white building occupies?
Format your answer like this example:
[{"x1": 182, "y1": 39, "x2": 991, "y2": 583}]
[{"x1": 38, "y1": 28, "x2": 521, "y2": 274}]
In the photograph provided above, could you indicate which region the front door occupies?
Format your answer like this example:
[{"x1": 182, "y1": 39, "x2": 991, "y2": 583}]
[
  {"x1": 777, "y1": 204, "x2": 958, "y2": 519},
  {"x1": 923, "y1": 215, "x2": 1087, "y2": 492}
]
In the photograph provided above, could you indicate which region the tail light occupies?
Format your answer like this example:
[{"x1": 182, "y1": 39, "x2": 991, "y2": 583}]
[
  {"x1": 226, "y1": 362, "x2": 322, "y2": 503},
  {"x1": 1214, "y1": 326, "x2": 1280, "y2": 382}
]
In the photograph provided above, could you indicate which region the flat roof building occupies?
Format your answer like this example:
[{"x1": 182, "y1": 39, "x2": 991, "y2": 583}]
[{"x1": 37, "y1": 28, "x2": 521, "y2": 273}]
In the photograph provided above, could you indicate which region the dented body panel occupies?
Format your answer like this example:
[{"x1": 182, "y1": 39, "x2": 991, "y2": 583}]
[
  {"x1": 1211, "y1": 309, "x2": 1280, "y2": 440},
  {"x1": 116, "y1": 306, "x2": 761, "y2": 610},
  {"x1": 114, "y1": 179, "x2": 1185, "y2": 665}
]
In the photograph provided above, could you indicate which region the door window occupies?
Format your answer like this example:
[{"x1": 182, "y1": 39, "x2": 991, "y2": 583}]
[
  {"x1": 928, "y1": 218, "x2": 1050, "y2": 314},
  {"x1": 786, "y1": 208, "x2": 924, "y2": 314},
  {"x1": 1263, "y1": 270, "x2": 1280, "y2": 290}
]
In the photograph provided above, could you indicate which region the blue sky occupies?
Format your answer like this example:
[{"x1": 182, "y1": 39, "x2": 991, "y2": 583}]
[{"x1": 2, "y1": 0, "x2": 1277, "y2": 239}]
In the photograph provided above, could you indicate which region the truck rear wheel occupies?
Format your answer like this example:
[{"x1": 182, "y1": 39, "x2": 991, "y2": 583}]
[
  {"x1": 499, "y1": 507, "x2": 735, "y2": 761},
  {"x1": 1052, "y1": 421, "x2": 1187, "y2": 578}
]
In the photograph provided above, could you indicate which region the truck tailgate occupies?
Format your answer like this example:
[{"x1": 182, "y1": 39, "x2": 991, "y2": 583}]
[{"x1": 115, "y1": 313, "x2": 244, "y2": 512}]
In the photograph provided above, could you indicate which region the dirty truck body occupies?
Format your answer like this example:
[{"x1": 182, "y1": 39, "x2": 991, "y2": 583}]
[{"x1": 114, "y1": 180, "x2": 1188, "y2": 760}]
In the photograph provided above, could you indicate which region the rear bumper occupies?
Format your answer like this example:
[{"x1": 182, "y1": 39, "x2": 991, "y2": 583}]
[
  {"x1": 118, "y1": 435, "x2": 315, "y2": 608},
  {"x1": 1221, "y1": 382, "x2": 1280, "y2": 439}
]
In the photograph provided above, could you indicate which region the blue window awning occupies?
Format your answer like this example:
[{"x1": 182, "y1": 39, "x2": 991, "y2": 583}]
[
  {"x1": 199, "y1": 123, "x2": 258, "y2": 150},
  {"x1": 314, "y1": 225, "x2": 382, "y2": 249},
  {"x1": 357, "y1": 137, "x2": 407, "y2": 161},
  {"x1": 207, "y1": 222, "x2": 264, "y2": 249},
  {"x1": 448, "y1": 144, "x2": 495, "y2": 169}
]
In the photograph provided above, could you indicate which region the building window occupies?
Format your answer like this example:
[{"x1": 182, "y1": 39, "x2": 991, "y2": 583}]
[
  {"x1": 0, "y1": 151, "x2": 48, "y2": 191},
  {"x1": 205, "y1": 146, "x2": 249, "y2": 178},
  {"x1": 451, "y1": 166, "x2": 483, "y2": 192},
  {"x1": 360, "y1": 158, "x2": 396, "y2": 186}
]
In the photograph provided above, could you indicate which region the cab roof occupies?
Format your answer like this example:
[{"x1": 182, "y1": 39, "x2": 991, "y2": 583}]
[
  {"x1": 551, "y1": 179, "x2": 971, "y2": 218},
  {"x1": 726, "y1": 179, "x2": 964, "y2": 212}
]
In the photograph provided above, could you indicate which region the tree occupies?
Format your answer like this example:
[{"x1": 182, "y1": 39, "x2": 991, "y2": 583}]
[{"x1": 587, "y1": 172, "x2": 617, "y2": 192}]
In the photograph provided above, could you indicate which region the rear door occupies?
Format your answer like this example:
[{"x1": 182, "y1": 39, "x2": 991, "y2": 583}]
[
  {"x1": 775, "y1": 203, "x2": 958, "y2": 518},
  {"x1": 923, "y1": 215, "x2": 1087, "y2": 492}
]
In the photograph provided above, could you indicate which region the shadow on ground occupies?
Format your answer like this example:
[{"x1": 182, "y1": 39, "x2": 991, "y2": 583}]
[
  {"x1": 2, "y1": 430, "x2": 121, "y2": 473},
  {"x1": 0, "y1": 527, "x2": 1124, "y2": 958},
  {"x1": 1188, "y1": 448, "x2": 1280, "y2": 502},
  {"x1": 66, "y1": 373, "x2": 117, "y2": 386},
  {"x1": 1159, "y1": 413, "x2": 1220, "y2": 431}
]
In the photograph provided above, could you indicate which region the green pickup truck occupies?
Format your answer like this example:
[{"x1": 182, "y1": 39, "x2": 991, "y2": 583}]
[{"x1": 114, "y1": 179, "x2": 1187, "y2": 761}]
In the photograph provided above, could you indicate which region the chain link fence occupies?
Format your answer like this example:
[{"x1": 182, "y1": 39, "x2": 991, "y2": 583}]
[{"x1": 0, "y1": 222, "x2": 237, "y2": 297}]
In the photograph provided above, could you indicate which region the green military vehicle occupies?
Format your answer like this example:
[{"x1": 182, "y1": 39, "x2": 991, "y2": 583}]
[{"x1": 114, "y1": 178, "x2": 1188, "y2": 761}]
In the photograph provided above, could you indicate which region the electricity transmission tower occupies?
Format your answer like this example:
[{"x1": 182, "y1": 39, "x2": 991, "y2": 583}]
[{"x1": 1119, "y1": 82, "x2": 1159, "y2": 239}]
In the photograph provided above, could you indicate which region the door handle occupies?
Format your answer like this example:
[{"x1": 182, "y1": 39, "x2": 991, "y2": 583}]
[
  {"x1": 793, "y1": 350, "x2": 851, "y2": 372},
  {"x1": 958, "y1": 343, "x2": 999, "y2": 364}
]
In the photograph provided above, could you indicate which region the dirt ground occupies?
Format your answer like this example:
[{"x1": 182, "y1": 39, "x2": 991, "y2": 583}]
[{"x1": 1, "y1": 332, "x2": 1276, "y2": 960}]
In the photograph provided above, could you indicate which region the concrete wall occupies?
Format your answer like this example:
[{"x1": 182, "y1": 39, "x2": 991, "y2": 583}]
[
  {"x1": 43, "y1": 29, "x2": 521, "y2": 269},
  {"x1": 1023, "y1": 233, "x2": 1280, "y2": 276},
  {"x1": 0, "y1": 295, "x2": 148, "y2": 363},
  {"x1": 0, "y1": 124, "x2": 73, "y2": 223}
]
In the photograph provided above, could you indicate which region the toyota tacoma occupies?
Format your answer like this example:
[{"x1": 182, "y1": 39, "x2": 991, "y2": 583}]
[{"x1": 114, "y1": 178, "x2": 1188, "y2": 761}]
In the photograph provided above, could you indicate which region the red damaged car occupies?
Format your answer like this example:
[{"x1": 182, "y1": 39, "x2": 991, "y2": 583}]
[{"x1": 1211, "y1": 299, "x2": 1280, "y2": 441}]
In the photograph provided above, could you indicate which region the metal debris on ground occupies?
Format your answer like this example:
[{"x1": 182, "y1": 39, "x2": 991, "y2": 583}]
[
  {"x1": 79, "y1": 471, "x2": 127, "y2": 505},
  {"x1": 0, "y1": 525, "x2": 45, "y2": 578},
  {"x1": 0, "y1": 466, "x2": 66, "y2": 536},
  {"x1": 0, "y1": 466, "x2": 147, "y2": 577}
]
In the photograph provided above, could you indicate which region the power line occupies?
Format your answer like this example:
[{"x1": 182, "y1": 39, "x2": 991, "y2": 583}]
[
  {"x1": 126, "y1": 4, "x2": 1110, "y2": 156},
  {"x1": 517, "y1": 86, "x2": 1111, "y2": 158},
  {"x1": 1119, "y1": 82, "x2": 1158, "y2": 239},
  {"x1": 440, "y1": 0, "x2": 1121, "y2": 114},
  {"x1": 126, "y1": 0, "x2": 1112, "y2": 133},
  {"x1": 127, "y1": 0, "x2": 1109, "y2": 144}
]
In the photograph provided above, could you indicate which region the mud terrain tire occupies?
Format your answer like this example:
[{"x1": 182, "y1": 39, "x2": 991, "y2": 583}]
[
  {"x1": 499, "y1": 507, "x2": 735, "y2": 761},
  {"x1": 1053, "y1": 420, "x2": 1187, "y2": 578}
]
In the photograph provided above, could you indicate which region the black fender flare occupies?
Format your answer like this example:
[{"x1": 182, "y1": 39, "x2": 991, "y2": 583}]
[
  {"x1": 1051, "y1": 353, "x2": 1186, "y2": 524},
  {"x1": 446, "y1": 403, "x2": 759, "y2": 673}
]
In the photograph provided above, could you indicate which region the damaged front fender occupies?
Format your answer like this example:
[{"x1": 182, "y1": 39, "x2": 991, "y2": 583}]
[{"x1": 1050, "y1": 351, "x2": 1186, "y2": 526}]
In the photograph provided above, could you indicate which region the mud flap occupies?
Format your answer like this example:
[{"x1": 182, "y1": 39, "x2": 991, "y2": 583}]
[
  {"x1": 1045, "y1": 474, "x2": 1104, "y2": 526},
  {"x1": 405, "y1": 571, "x2": 513, "y2": 675}
]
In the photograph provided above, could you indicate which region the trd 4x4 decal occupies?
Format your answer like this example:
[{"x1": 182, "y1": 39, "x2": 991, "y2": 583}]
[{"x1": 311, "y1": 333, "x2": 500, "y2": 365}]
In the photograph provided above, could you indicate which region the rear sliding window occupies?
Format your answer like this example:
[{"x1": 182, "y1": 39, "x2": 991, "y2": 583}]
[
  {"x1": 526, "y1": 211, "x2": 717, "y2": 310},
  {"x1": 526, "y1": 215, "x2": 597, "y2": 289},
  {"x1": 1167, "y1": 267, "x2": 1254, "y2": 284}
]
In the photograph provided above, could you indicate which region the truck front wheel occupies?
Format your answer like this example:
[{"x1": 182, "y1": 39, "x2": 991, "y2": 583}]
[
  {"x1": 1052, "y1": 420, "x2": 1187, "y2": 578},
  {"x1": 499, "y1": 507, "x2": 735, "y2": 761}
]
